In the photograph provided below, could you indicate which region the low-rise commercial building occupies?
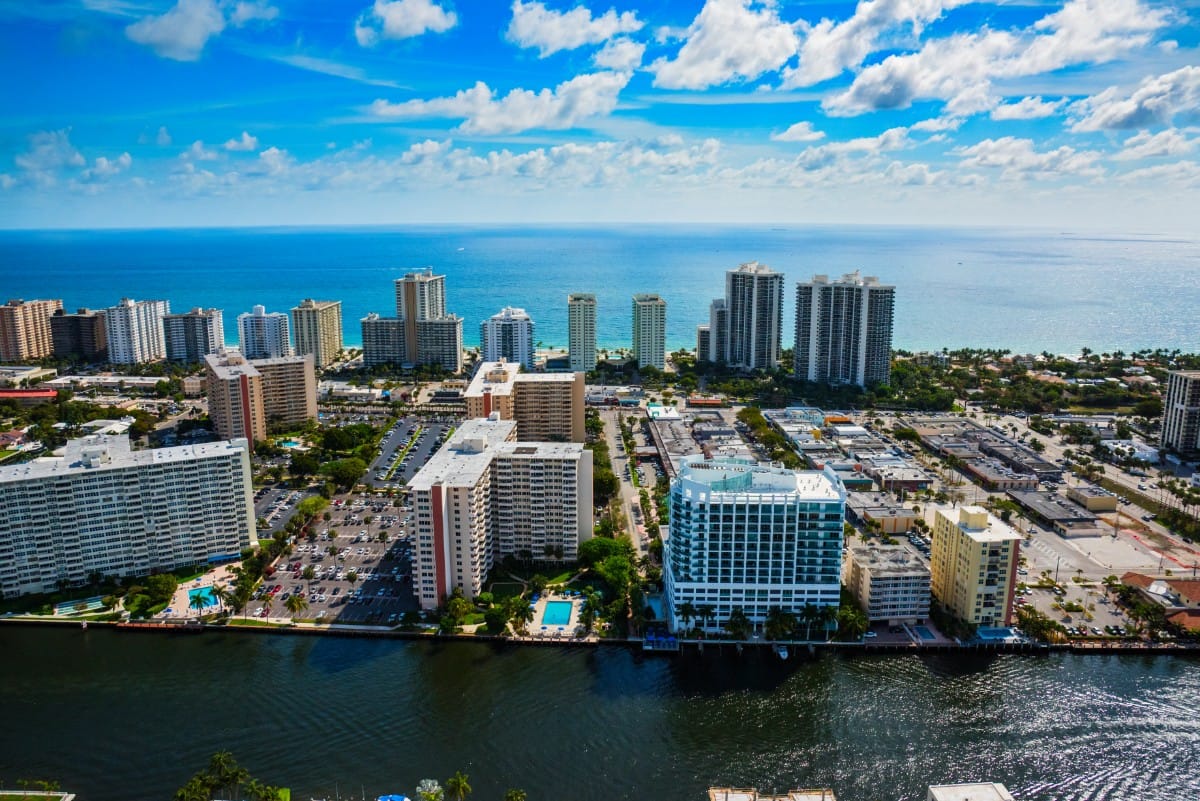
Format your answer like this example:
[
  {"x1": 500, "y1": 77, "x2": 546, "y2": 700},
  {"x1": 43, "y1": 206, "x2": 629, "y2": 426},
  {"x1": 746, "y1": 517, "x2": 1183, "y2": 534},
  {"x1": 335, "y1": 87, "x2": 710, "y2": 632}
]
[
  {"x1": 410, "y1": 418, "x2": 593, "y2": 609},
  {"x1": 1066, "y1": 485, "x2": 1119, "y2": 513},
  {"x1": 844, "y1": 544, "x2": 931, "y2": 624},
  {"x1": 930, "y1": 506, "x2": 1020, "y2": 627},
  {"x1": 845, "y1": 492, "x2": 918, "y2": 534},
  {"x1": 1008, "y1": 490, "x2": 1102, "y2": 536},
  {"x1": 0, "y1": 434, "x2": 256, "y2": 597}
]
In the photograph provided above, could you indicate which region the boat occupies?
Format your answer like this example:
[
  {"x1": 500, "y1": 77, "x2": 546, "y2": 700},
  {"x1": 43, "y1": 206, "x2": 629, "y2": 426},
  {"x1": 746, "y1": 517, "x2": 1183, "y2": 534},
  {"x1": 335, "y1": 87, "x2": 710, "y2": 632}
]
[
  {"x1": 774, "y1": 644, "x2": 789, "y2": 660},
  {"x1": 80, "y1": 621, "x2": 88, "y2": 630}
]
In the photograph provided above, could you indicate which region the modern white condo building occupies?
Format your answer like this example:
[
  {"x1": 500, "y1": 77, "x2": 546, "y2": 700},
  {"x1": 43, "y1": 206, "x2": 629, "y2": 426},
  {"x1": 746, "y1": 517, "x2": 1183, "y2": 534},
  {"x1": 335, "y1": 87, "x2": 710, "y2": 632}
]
[
  {"x1": 410, "y1": 417, "x2": 593, "y2": 610},
  {"x1": 724, "y1": 261, "x2": 784, "y2": 370},
  {"x1": 104, "y1": 297, "x2": 170, "y2": 364},
  {"x1": 665, "y1": 456, "x2": 846, "y2": 635},
  {"x1": 237, "y1": 305, "x2": 292, "y2": 360},
  {"x1": 632, "y1": 293, "x2": 666, "y2": 370},
  {"x1": 1161, "y1": 370, "x2": 1200, "y2": 459},
  {"x1": 567, "y1": 293, "x2": 597, "y2": 372},
  {"x1": 0, "y1": 434, "x2": 256, "y2": 598},
  {"x1": 481, "y1": 306, "x2": 536, "y2": 370},
  {"x1": 794, "y1": 271, "x2": 895, "y2": 387}
]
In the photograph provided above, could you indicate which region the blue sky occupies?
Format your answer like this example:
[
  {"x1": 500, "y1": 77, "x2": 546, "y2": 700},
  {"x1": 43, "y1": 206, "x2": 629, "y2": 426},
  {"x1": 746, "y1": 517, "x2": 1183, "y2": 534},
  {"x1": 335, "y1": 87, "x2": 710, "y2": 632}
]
[{"x1": 1, "y1": 0, "x2": 1198, "y2": 230}]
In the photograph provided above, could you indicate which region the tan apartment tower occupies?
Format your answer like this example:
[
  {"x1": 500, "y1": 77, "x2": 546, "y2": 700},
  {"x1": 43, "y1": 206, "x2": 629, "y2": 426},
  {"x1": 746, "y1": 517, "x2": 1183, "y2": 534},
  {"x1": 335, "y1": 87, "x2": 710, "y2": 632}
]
[
  {"x1": 930, "y1": 506, "x2": 1020, "y2": 627},
  {"x1": 568, "y1": 293, "x2": 597, "y2": 371},
  {"x1": 205, "y1": 352, "x2": 316, "y2": 445},
  {"x1": 0, "y1": 299, "x2": 63, "y2": 361},
  {"x1": 632, "y1": 293, "x2": 666, "y2": 370},
  {"x1": 291, "y1": 299, "x2": 342, "y2": 368},
  {"x1": 464, "y1": 360, "x2": 585, "y2": 442}
]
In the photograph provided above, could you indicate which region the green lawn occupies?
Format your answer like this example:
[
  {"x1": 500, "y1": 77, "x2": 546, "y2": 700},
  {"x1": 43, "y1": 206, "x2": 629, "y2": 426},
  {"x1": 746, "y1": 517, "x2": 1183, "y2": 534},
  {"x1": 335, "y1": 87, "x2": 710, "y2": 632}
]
[{"x1": 488, "y1": 581, "x2": 525, "y2": 601}]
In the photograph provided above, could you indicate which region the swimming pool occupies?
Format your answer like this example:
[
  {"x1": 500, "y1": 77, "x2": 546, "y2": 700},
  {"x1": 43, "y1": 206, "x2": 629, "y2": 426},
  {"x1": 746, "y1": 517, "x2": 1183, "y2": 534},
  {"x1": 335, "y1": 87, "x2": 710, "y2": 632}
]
[
  {"x1": 914, "y1": 625, "x2": 935, "y2": 641},
  {"x1": 541, "y1": 600, "x2": 572, "y2": 626},
  {"x1": 279, "y1": 440, "x2": 301, "y2": 449},
  {"x1": 187, "y1": 587, "x2": 219, "y2": 609}
]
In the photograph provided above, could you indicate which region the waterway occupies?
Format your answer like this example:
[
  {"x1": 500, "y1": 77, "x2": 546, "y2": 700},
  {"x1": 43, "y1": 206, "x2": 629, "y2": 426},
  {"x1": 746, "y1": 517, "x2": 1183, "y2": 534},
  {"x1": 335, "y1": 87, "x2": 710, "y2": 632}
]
[{"x1": 1, "y1": 628, "x2": 1198, "y2": 801}]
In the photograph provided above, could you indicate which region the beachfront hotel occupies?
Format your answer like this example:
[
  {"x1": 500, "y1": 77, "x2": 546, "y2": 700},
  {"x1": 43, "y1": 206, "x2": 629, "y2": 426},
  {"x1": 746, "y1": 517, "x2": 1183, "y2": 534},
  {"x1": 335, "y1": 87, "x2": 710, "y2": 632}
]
[
  {"x1": 930, "y1": 506, "x2": 1021, "y2": 627},
  {"x1": 0, "y1": 434, "x2": 256, "y2": 598},
  {"x1": 103, "y1": 297, "x2": 170, "y2": 364},
  {"x1": 237, "y1": 305, "x2": 292, "y2": 360},
  {"x1": 464, "y1": 360, "x2": 585, "y2": 443},
  {"x1": 632, "y1": 293, "x2": 666, "y2": 370},
  {"x1": 567, "y1": 292, "x2": 597, "y2": 371},
  {"x1": 664, "y1": 456, "x2": 846, "y2": 635},
  {"x1": 480, "y1": 306, "x2": 535, "y2": 370},
  {"x1": 794, "y1": 271, "x2": 894, "y2": 387},
  {"x1": 163, "y1": 307, "x2": 224, "y2": 363},
  {"x1": 410, "y1": 417, "x2": 593, "y2": 609},
  {"x1": 0, "y1": 298, "x2": 62, "y2": 361},
  {"x1": 204, "y1": 351, "x2": 317, "y2": 444},
  {"x1": 1161, "y1": 370, "x2": 1200, "y2": 459},
  {"x1": 290, "y1": 298, "x2": 343, "y2": 368}
]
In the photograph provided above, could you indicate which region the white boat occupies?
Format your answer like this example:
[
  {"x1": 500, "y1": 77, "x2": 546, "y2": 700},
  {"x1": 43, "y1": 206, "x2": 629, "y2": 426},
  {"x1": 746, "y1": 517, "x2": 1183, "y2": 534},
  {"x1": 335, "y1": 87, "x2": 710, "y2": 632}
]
[{"x1": 774, "y1": 644, "x2": 789, "y2": 660}]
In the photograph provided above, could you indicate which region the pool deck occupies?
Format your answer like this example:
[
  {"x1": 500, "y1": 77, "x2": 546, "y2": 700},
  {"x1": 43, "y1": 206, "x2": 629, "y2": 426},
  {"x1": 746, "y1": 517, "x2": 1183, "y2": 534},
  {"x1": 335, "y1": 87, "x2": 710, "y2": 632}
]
[
  {"x1": 161, "y1": 565, "x2": 238, "y2": 620},
  {"x1": 530, "y1": 593, "x2": 581, "y2": 637}
]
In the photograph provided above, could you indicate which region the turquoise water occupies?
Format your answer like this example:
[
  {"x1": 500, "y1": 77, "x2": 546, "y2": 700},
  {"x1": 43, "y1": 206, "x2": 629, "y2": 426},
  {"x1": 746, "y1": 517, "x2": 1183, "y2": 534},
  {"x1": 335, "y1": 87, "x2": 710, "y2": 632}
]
[
  {"x1": 541, "y1": 600, "x2": 572, "y2": 626},
  {"x1": 279, "y1": 440, "x2": 300, "y2": 448},
  {"x1": 1, "y1": 225, "x2": 1197, "y2": 354},
  {"x1": 187, "y1": 588, "x2": 218, "y2": 609}
]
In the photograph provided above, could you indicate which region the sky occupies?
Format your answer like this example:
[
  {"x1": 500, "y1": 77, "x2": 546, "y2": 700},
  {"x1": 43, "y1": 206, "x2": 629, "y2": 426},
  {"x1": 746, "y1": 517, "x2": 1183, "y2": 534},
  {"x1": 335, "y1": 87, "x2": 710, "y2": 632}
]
[{"x1": 1, "y1": 0, "x2": 1198, "y2": 231}]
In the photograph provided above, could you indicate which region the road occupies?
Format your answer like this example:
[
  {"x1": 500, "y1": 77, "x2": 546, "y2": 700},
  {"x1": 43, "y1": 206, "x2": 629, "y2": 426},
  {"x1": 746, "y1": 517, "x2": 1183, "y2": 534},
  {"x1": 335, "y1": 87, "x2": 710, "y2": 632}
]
[{"x1": 598, "y1": 407, "x2": 648, "y2": 557}]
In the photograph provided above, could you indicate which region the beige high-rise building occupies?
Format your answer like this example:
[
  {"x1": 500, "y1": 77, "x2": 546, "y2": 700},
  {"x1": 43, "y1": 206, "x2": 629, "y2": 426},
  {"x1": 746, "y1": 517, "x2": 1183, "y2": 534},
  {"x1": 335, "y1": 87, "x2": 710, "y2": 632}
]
[
  {"x1": 291, "y1": 299, "x2": 342, "y2": 368},
  {"x1": 464, "y1": 360, "x2": 584, "y2": 442},
  {"x1": 930, "y1": 506, "x2": 1020, "y2": 627},
  {"x1": 205, "y1": 352, "x2": 316, "y2": 445},
  {"x1": 568, "y1": 293, "x2": 597, "y2": 372},
  {"x1": 632, "y1": 293, "x2": 666, "y2": 370},
  {"x1": 0, "y1": 299, "x2": 63, "y2": 361},
  {"x1": 395, "y1": 269, "x2": 446, "y2": 363},
  {"x1": 410, "y1": 417, "x2": 593, "y2": 609}
]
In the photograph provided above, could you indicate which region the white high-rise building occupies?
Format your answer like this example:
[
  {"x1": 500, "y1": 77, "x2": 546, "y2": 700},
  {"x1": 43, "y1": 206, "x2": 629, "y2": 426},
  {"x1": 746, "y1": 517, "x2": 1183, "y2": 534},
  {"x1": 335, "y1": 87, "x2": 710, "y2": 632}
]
[
  {"x1": 632, "y1": 293, "x2": 666, "y2": 370},
  {"x1": 163, "y1": 307, "x2": 224, "y2": 363},
  {"x1": 104, "y1": 298, "x2": 170, "y2": 364},
  {"x1": 481, "y1": 306, "x2": 536, "y2": 370},
  {"x1": 724, "y1": 261, "x2": 784, "y2": 370},
  {"x1": 664, "y1": 456, "x2": 846, "y2": 635},
  {"x1": 1161, "y1": 370, "x2": 1200, "y2": 458},
  {"x1": 410, "y1": 418, "x2": 593, "y2": 609},
  {"x1": 794, "y1": 271, "x2": 895, "y2": 387},
  {"x1": 567, "y1": 293, "x2": 597, "y2": 372},
  {"x1": 0, "y1": 434, "x2": 256, "y2": 598},
  {"x1": 237, "y1": 305, "x2": 291, "y2": 360}
]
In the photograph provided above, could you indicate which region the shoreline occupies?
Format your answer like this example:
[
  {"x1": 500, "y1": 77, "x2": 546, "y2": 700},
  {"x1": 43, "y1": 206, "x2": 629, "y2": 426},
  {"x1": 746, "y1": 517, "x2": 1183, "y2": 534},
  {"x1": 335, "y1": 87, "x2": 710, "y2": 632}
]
[{"x1": 7, "y1": 617, "x2": 1197, "y2": 658}]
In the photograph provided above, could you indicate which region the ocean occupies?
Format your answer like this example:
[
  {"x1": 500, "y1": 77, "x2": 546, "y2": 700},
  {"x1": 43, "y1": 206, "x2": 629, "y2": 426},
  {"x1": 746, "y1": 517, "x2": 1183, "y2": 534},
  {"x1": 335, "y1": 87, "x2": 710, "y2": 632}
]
[{"x1": 2, "y1": 224, "x2": 1197, "y2": 355}]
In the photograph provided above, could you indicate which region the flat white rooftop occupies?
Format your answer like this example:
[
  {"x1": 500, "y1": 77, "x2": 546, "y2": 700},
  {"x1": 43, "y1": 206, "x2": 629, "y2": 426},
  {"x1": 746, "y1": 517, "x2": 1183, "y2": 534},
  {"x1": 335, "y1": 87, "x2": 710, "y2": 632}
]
[
  {"x1": 676, "y1": 456, "x2": 843, "y2": 502},
  {"x1": 1, "y1": 434, "x2": 248, "y2": 481},
  {"x1": 927, "y1": 783, "x2": 1014, "y2": 801},
  {"x1": 408, "y1": 418, "x2": 517, "y2": 490}
]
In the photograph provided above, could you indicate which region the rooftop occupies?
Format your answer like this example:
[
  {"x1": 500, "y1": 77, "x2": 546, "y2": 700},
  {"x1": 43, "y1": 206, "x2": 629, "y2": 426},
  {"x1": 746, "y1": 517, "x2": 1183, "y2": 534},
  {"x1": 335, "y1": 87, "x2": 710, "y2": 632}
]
[
  {"x1": 408, "y1": 418, "x2": 518, "y2": 490},
  {"x1": 676, "y1": 456, "x2": 843, "y2": 502},
  {"x1": 940, "y1": 506, "x2": 1022, "y2": 543},
  {"x1": 848, "y1": 544, "x2": 929, "y2": 576},
  {"x1": 0, "y1": 434, "x2": 248, "y2": 482},
  {"x1": 927, "y1": 782, "x2": 1014, "y2": 801}
]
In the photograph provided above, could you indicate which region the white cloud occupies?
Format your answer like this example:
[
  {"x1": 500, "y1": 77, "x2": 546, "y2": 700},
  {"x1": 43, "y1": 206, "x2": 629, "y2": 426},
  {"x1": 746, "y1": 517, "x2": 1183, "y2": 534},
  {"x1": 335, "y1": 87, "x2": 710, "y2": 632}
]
[
  {"x1": 911, "y1": 115, "x2": 962, "y2": 132},
  {"x1": 1070, "y1": 65, "x2": 1200, "y2": 131},
  {"x1": 0, "y1": 174, "x2": 15, "y2": 190},
  {"x1": 224, "y1": 131, "x2": 260, "y2": 151},
  {"x1": 156, "y1": 126, "x2": 173, "y2": 146},
  {"x1": 255, "y1": 146, "x2": 291, "y2": 176},
  {"x1": 593, "y1": 37, "x2": 645, "y2": 71},
  {"x1": 783, "y1": 0, "x2": 969, "y2": 89},
  {"x1": 125, "y1": 0, "x2": 226, "y2": 61},
  {"x1": 230, "y1": 1, "x2": 278, "y2": 26},
  {"x1": 649, "y1": 0, "x2": 799, "y2": 90},
  {"x1": 14, "y1": 129, "x2": 86, "y2": 186},
  {"x1": 954, "y1": 136, "x2": 1102, "y2": 179},
  {"x1": 771, "y1": 121, "x2": 825, "y2": 142},
  {"x1": 506, "y1": 1, "x2": 643, "y2": 58},
  {"x1": 80, "y1": 152, "x2": 133, "y2": 182},
  {"x1": 355, "y1": 0, "x2": 457, "y2": 47},
  {"x1": 1112, "y1": 129, "x2": 1194, "y2": 161},
  {"x1": 1116, "y1": 160, "x2": 1200, "y2": 186},
  {"x1": 990, "y1": 96, "x2": 1065, "y2": 120},
  {"x1": 824, "y1": 0, "x2": 1170, "y2": 116},
  {"x1": 368, "y1": 70, "x2": 632, "y2": 135},
  {"x1": 182, "y1": 140, "x2": 220, "y2": 160}
]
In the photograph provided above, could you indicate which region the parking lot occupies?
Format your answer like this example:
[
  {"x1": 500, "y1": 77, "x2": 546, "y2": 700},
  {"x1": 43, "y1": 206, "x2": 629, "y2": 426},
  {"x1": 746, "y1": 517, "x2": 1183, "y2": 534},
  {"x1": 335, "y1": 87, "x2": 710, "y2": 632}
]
[
  {"x1": 251, "y1": 492, "x2": 419, "y2": 625},
  {"x1": 366, "y1": 415, "x2": 456, "y2": 490},
  {"x1": 253, "y1": 486, "x2": 316, "y2": 537}
]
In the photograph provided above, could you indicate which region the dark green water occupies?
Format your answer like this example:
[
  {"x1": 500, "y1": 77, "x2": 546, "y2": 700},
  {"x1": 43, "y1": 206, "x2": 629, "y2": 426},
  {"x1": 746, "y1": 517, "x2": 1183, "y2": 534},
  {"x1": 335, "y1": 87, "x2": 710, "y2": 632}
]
[{"x1": 2, "y1": 628, "x2": 1198, "y2": 801}]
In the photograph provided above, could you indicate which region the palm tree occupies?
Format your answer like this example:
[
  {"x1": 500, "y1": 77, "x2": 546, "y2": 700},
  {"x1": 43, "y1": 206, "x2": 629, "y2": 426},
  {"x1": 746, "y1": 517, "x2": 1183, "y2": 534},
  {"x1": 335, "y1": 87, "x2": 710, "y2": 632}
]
[
  {"x1": 580, "y1": 589, "x2": 603, "y2": 633},
  {"x1": 764, "y1": 607, "x2": 796, "y2": 641},
  {"x1": 697, "y1": 603, "x2": 716, "y2": 631},
  {"x1": 444, "y1": 771, "x2": 471, "y2": 801},
  {"x1": 506, "y1": 596, "x2": 535, "y2": 634},
  {"x1": 189, "y1": 590, "x2": 210, "y2": 619},
  {"x1": 676, "y1": 600, "x2": 697, "y2": 630},
  {"x1": 284, "y1": 593, "x2": 308, "y2": 621},
  {"x1": 724, "y1": 607, "x2": 751, "y2": 640},
  {"x1": 260, "y1": 594, "x2": 274, "y2": 621},
  {"x1": 503, "y1": 790, "x2": 527, "y2": 801},
  {"x1": 799, "y1": 603, "x2": 819, "y2": 641}
]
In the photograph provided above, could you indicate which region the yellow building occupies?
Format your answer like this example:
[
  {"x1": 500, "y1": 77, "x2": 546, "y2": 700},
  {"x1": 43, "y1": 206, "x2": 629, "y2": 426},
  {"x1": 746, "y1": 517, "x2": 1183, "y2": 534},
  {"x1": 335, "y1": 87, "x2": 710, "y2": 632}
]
[
  {"x1": 0, "y1": 298, "x2": 63, "y2": 361},
  {"x1": 291, "y1": 298, "x2": 343, "y2": 368},
  {"x1": 930, "y1": 506, "x2": 1020, "y2": 627}
]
